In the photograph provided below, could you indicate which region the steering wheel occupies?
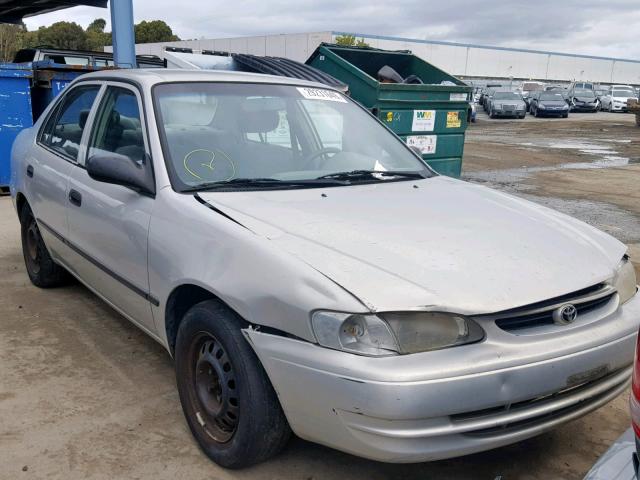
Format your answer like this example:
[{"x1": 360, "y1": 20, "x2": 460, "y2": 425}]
[{"x1": 305, "y1": 147, "x2": 342, "y2": 169}]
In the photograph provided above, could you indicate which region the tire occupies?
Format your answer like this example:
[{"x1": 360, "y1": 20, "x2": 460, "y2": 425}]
[
  {"x1": 175, "y1": 300, "x2": 291, "y2": 469},
  {"x1": 563, "y1": 113, "x2": 568, "y2": 118},
  {"x1": 20, "y1": 204, "x2": 69, "y2": 288}
]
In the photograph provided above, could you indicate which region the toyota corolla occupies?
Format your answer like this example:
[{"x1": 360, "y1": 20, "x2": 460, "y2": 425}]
[{"x1": 10, "y1": 69, "x2": 640, "y2": 468}]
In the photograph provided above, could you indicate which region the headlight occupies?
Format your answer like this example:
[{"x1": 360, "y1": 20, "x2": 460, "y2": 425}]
[
  {"x1": 563, "y1": 104, "x2": 569, "y2": 109},
  {"x1": 311, "y1": 311, "x2": 485, "y2": 356},
  {"x1": 538, "y1": 103, "x2": 546, "y2": 109},
  {"x1": 613, "y1": 256, "x2": 637, "y2": 305}
]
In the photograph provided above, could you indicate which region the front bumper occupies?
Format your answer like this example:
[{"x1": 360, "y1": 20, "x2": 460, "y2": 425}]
[
  {"x1": 493, "y1": 109, "x2": 525, "y2": 117},
  {"x1": 537, "y1": 108, "x2": 569, "y2": 117},
  {"x1": 572, "y1": 103, "x2": 598, "y2": 112},
  {"x1": 246, "y1": 293, "x2": 640, "y2": 463}
]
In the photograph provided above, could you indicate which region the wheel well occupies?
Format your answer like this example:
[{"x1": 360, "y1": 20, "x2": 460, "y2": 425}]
[
  {"x1": 16, "y1": 192, "x2": 27, "y2": 218},
  {"x1": 165, "y1": 284, "x2": 219, "y2": 356}
]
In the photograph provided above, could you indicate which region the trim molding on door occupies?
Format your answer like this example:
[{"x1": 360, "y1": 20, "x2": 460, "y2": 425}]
[{"x1": 37, "y1": 218, "x2": 160, "y2": 306}]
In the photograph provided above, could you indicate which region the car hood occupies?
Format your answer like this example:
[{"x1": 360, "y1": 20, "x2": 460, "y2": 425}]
[
  {"x1": 199, "y1": 177, "x2": 625, "y2": 314},
  {"x1": 539, "y1": 100, "x2": 566, "y2": 106},
  {"x1": 575, "y1": 96, "x2": 596, "y2": 102}
]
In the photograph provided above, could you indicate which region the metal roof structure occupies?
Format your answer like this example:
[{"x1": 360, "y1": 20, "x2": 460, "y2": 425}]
[{"x1": 0, "y1": 0, "x2": 106, "y2": 24}]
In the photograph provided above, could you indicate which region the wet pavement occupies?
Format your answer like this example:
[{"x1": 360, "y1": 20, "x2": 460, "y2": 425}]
[{"x1": 463, "y1": 110, "x2": 640, "y2": 246}]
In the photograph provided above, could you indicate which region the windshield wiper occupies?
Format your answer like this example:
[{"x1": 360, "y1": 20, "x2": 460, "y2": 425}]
[
  {"x1": 317, "y1": 170, "x2": 427, "y2": 181},
  {"x1": 182, "y1": 177, "x2": 347, "y2": 192}
]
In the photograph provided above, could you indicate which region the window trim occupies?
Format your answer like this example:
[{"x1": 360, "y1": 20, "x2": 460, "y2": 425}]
[
  {"x1": 81, "y1": 81, "x2": 152, "y2": 168},
  {"x1": 80, "y1": 80, "x2": 157, "y2": 198},
  {"x1": 36, "y1": 82, "x2": 104, "y2": 165}
]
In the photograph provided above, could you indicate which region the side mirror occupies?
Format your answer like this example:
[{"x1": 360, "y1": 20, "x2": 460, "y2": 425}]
[{"x1": 86, "y1": 152, "x2": 155, "y2": 196}]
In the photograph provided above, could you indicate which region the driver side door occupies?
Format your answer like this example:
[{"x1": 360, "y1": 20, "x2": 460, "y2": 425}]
[{"x1": 65, "y1": 83, "x2": 157, "y2": 334}]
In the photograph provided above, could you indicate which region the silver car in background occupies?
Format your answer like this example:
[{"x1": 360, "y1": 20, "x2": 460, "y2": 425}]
[
  {"x1": 488, "y1": 90, "x2": 527, "y2": 118},
  {"x1": 10, "y1": 69, "x2": 640, "y2": 468}
]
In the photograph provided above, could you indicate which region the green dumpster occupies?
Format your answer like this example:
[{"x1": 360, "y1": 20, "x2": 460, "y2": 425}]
[{"x1": 307, "y1": 44, "x2": 472, "y2": 177}]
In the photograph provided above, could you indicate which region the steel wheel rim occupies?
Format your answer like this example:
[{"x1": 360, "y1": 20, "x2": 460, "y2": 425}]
[
  {"x1": 26, "y1": 220, "x2": 41, "y2": 274},
  {"x1": 190, "y1": 332, "x2": 239, "y2": 443}
]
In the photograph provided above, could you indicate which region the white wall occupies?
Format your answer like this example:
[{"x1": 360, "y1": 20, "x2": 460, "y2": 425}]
[{"x1": 106, "y1": 31, "x2": 640, "y2": 85}]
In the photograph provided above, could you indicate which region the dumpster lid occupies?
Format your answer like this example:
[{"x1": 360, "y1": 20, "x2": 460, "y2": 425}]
[{"x1": 232, "y1": 53, "x2": 348, "y2": 92}]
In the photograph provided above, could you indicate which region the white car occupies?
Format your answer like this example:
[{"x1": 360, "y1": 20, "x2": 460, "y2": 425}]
[{"x1": 601, "y1": 85, "x2": 637, "y2": 112}]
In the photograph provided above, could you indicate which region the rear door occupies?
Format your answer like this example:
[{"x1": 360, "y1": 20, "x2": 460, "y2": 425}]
[
  {"x1": 65, "y1": 83, "x2": 156, "y2": 333},
  {"x1": 31, "y1": 83, "x2": 101, "y2": 260}
]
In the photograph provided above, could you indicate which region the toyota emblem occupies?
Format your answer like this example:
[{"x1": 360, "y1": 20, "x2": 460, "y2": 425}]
[{"x1": 553, "y1": 304, "x2": 578, "y2": 325}]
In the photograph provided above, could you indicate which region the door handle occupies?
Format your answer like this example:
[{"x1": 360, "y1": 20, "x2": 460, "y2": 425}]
[
  {"x1": 68, "y1": 189, "x2": 82, "y2": 207},
  {"x1": 26, "y1": 165, "x2": 34, "y2": 178}
]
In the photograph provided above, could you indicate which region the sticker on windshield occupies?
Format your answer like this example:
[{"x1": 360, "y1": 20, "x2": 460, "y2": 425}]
[
  {"x1": 412, "y1": 110, "x2": 435, "y2": 132},
  {"x1": 297, "y1": 87, "x2": 347, "y2": 103},
  {"x1": 406, "y1": 135, "x2": 437, "y2": 155},
  {"x1": 450, "y1": 93, "x2": 467, "y2": 101}
]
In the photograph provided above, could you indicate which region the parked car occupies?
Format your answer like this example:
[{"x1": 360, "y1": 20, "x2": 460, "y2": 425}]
[
  {"x1": 601, "y1": 86, "x2": 637, "y2": 112},
  {"x1": 570, "y1": 81, "x2": 595, "y2": 92},
  {"x1": 520, "y1": 81, "x2": 545, "y2": 110},
  {"x1": 583, "y1": 429, "x2": 636, "y2": 479},
  {"x1": 594, "y1": 86, "x2": 610, "y2": 110},
  {"x1": 11, "y1": 69, "x2": 640, "y2": 469},
  {"x1": 488, "y1": 90, "x2": 527, "y2": 118},
  {"x1": 568, "y1": 88, "x2": 600, "y2": 112},
  {"x1": 530, "y1": 91, "x2": 570, "y2": 117},
  {"x1": 468, "y1": 101, "x2": 477, "y2": 123},
  {"x1": 585, "y1": 313, "x2": 640, "y2": 479}
]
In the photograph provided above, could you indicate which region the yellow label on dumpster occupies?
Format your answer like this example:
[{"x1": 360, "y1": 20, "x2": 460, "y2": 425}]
[
  {"x1": 386, "y1": 111, "x2": 393, "y2": 122},
  {"x1": 446, "y1": 111, "x2": 461, "y2": 128}
]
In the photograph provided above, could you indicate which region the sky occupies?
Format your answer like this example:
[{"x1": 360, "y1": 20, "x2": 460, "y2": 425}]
[{"x1": 23, "y1": 0, "x2": 640, "y2": 60}]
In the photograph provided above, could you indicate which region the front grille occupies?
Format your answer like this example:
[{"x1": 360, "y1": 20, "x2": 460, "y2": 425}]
[{"x1": 483, "y1": 283, "x2": 616, "y2": 332}]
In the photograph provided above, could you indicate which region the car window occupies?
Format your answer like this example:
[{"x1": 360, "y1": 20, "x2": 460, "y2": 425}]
[
  {"x1": 88, "y1": 86, "x2": 146, "y2": 163},
  {"x1": 154, "y1": 82, "x2": 430, "y2": 191},
  {"x1": 303, "y1": 100, "x2": 343, "y2": 150},
  {"x1": 40, "y1": 85, "x2": 100, "y2": 161}
]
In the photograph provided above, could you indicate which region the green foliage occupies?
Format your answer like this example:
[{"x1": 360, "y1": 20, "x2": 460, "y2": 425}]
[
  {"x1": 0, "y1": 17, "x2": 180, "y2": 61},
  {"x1": 134, "y1": 20, "x2": 179, "y2": 44},
  {"x1": 36, "y1": 21, "x2": 88, "y2": 50},
  {"x1": 335, "y1": 34, "x2": 369, "y2": 47},
  {"x1": 0, "y1": 23, "x2": 26, "y2": 61}
]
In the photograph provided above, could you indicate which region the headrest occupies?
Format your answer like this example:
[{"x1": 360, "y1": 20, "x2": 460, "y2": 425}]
[
  {"x1": 239, "y1": 109, "x2": 279, "y2": 133},
  {"x1": 79, "y1": 109, "x2": 90, "y2": 129}
]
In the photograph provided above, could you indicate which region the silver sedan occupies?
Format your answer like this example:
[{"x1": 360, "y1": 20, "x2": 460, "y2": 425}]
[{"x1": 10, "y1": 69, "x2": 640, "y2": 468}]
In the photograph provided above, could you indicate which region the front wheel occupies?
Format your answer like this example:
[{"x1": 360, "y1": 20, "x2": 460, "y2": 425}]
[
  {"x1": 175, "y1": 300, "x2": 291, "y2": 468},
  {"x1": 20, "y1": 205, "x2": 69, "y2": 288}
]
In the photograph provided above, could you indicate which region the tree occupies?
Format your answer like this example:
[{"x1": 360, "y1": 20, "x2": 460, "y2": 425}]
[
  {"x1": 134, "y1": 20, "x2": 179, "y2": 44},
  {"x1": 87, "y1": 18, "x2": 106, "y2": 33},
  {"x1": 36, "y1": 21, "x2": 87, "y2": 50},
  {"x1": 86, "y1": 18, "x2": 109, "y2": 50},
  {"x1": 0, "y1": 23, "x2": 26, "y2": 61},
  {"x1": 335, "y1": 34, "x2": 369, "y2": 48}
]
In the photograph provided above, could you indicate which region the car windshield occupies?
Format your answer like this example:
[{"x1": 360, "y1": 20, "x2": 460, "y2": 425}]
[
  {"x1": 493, "y1": 92, "x2": 521, "y2": 100},
  {"x1": 575, "y1": 89, "x2": 595, "y2": 98},
  {"x1": 540, "y1": 93, "x2": 564, "y2": 101},
  {"x1": 154, "y1": 82, "x2": 431, "y2": 191},
  {"x1": 612, "y1": 89, "x2": 634, "y2": 97}
]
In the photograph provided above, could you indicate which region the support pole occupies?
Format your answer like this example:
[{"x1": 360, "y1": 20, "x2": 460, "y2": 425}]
[{"x1": 110, "y1": 0, "x2": 136, "y2": 68}]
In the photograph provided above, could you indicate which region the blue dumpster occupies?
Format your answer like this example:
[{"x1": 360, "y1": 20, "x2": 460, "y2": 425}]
[
  {"x1": 0, "y1": 61, "x2": 98, "y2": 191},
  {"x1": 0, "y1": 64, "x2": 33, "y2": 192}
]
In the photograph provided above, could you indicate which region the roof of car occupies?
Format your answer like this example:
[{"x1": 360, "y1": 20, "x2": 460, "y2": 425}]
[{"x1": 75, "y1": 68, "x2": 336, "y2": 91}]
